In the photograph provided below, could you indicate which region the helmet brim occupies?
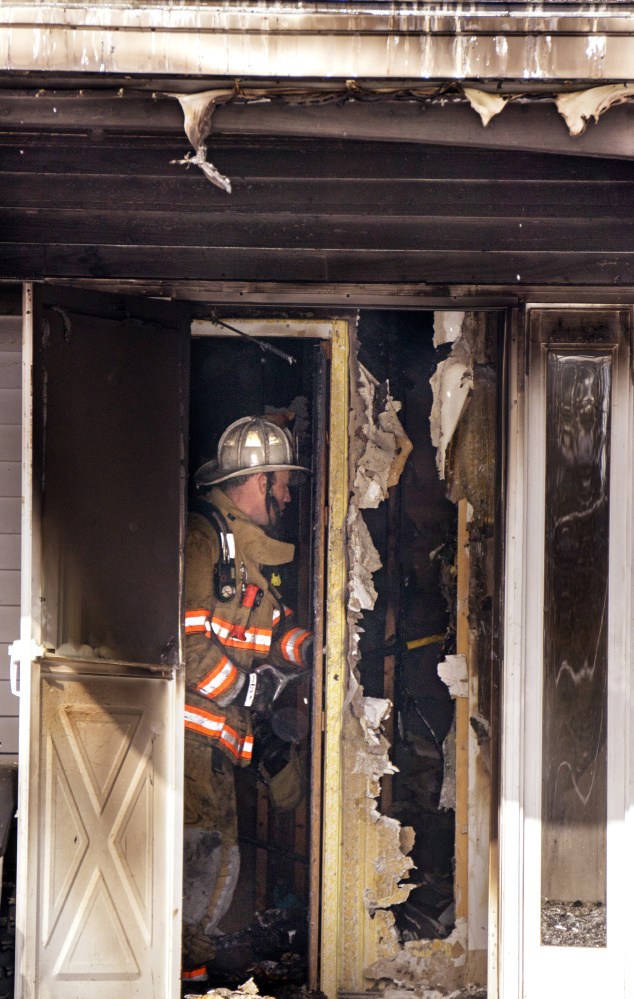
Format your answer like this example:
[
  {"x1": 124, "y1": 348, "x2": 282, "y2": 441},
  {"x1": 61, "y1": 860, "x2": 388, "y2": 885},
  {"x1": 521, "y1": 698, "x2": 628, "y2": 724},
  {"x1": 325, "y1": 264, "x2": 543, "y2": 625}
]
[{"x1": 194, "y1": 461, "x2": 311, "y2": 487}]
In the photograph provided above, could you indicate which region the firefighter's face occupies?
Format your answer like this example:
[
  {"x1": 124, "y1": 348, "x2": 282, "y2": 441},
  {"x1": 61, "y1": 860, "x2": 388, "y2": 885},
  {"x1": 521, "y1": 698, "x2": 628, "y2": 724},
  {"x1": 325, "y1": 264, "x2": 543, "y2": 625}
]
[
  {"x1": 243, "y1": 470, "x2": 292, "y2": 528},
  {"x1": 267, "y1": 471, "x2": 292, "y2": 525}
]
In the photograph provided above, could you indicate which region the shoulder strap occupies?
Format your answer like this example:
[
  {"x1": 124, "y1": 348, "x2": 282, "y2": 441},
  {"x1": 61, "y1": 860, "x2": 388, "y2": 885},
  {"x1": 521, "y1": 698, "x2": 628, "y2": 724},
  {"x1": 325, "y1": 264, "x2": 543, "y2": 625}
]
[{"x1": 190, "y1": 499, "x2": 237, "y2": 602}]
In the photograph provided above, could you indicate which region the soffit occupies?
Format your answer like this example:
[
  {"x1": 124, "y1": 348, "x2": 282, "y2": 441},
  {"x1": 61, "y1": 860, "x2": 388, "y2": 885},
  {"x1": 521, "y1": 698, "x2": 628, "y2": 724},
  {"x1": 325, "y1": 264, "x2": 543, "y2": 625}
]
[{"x1": 3, "y1": 2, "x2": 634, "y2": 80}]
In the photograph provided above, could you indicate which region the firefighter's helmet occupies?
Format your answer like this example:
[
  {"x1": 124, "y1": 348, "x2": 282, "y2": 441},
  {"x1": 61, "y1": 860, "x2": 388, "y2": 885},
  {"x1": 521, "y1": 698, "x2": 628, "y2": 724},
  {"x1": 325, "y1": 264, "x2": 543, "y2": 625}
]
[{"x1": 195, "y1": 416, "x2": 310, "y2": 486}]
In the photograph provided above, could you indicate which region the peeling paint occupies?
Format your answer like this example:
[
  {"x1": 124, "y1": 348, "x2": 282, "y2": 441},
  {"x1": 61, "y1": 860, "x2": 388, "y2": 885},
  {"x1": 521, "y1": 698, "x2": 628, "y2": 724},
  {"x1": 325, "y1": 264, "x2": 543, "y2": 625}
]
[
  {"x1": 429, "y1": 315, "x2": 475, "y2": 481},
  {"x1": 168, "y1": 89, "x2": 233, "y2": 192},
  {"x1": 463, "y1": 87, "x2": 508, "y2": 127},
  {"x1": 555, "y1": 82, "x2": 634, "y2": 136},
  {"x1": 433, "y1": 312, "x2": 465, "y2": 349}
]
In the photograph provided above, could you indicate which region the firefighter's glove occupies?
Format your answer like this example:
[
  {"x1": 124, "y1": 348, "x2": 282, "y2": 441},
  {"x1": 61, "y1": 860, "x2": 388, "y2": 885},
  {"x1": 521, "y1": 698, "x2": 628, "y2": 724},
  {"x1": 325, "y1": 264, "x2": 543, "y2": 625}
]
[{"x1": 236, "y1": 664, "x2": 287, "y2": 712}]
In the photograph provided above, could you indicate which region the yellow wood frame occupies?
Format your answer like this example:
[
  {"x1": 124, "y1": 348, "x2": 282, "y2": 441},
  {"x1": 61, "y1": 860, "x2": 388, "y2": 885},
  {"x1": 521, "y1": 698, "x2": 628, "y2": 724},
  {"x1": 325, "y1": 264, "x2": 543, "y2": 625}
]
[{"x1": 320, "y1": 319, "x2": 350, "y2": 998}]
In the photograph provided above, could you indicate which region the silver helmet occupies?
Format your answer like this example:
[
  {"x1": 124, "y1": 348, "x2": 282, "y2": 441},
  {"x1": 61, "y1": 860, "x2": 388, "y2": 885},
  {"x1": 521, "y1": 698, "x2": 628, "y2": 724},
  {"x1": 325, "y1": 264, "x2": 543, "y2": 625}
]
[{"x1": 194, "y1": 416, "x2": 310, "y2": 486}]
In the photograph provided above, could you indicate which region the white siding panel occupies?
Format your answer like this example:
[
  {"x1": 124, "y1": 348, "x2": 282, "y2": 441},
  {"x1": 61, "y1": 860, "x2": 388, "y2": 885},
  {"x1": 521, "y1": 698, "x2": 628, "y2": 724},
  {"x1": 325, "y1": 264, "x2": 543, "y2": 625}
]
[
  {"x1": 0, "y1": 498, "x2": 21, "y2": 534},
  {"x1": 0, "y1": 535, "x2": 20, "y2": 570},
  {"x1": 0, "y1": 646, "x2": 10, "y2": 682},
  {"x1": 0, "y1": 353, "x2": 22, "y2": 389},
  {"x1": 0, "y1": 606, "x2": 19, "y2": 644},
  {"x1": 0, "y1": 682, "x2": 18, "y2": 717},
  {"x1": 0, "y1": 319, "x2": 21, "y2": 351},
  {"x1": 0, "y1": 318, "x2": 20, "y2": 753},
  {"x1": 0, "y1": 716, "x2": 19, "y2": 754},
  {"x1": 0, "y1": 463, "x2": 20, "y2": 498},
  {"x1": 0, "y1": 571, "x2": 19, "y2": 605},
  {"x1": 0, "y1": 390, "x2": 22, "y2": 425},
  {"x1": 0, "y1": 426, "x2": 21, "y2": 461}
]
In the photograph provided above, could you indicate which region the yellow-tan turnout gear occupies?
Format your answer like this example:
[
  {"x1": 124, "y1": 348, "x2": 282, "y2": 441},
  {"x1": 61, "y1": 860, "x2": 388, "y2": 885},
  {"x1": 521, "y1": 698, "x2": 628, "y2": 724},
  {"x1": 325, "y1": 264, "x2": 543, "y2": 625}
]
[{"x1": 182, "y1": 483, "x2": 312, "y2": 971}]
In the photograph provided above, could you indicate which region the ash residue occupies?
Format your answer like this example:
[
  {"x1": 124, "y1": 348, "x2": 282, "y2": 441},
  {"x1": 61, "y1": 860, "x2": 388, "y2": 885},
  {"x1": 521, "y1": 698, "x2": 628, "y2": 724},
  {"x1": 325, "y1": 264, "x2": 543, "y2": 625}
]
[{"x1": 541, "y1": 899, "x2": 606, "y2": 947}]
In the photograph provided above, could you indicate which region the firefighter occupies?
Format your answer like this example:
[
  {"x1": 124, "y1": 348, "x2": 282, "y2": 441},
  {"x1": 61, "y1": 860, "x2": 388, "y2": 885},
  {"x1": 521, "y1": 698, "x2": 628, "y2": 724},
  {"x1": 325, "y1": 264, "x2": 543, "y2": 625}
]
[{"x1": 182, "y1": 416, "x2": 312, "y2": 982}]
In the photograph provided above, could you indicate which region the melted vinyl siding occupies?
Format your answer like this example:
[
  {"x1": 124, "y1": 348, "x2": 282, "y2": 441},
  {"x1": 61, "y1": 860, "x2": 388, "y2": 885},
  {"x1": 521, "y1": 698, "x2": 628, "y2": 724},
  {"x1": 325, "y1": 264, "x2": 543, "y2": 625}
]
[{"x1": 0, "y1": 317, "x2": 21, "y2": 760}]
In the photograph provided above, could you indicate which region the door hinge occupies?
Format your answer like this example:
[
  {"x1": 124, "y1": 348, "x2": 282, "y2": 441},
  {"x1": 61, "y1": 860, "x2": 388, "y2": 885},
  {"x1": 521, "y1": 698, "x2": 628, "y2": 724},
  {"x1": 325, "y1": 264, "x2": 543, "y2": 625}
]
[{"x1": 8, "y1": 639, "x2": 44, "y2": 697}]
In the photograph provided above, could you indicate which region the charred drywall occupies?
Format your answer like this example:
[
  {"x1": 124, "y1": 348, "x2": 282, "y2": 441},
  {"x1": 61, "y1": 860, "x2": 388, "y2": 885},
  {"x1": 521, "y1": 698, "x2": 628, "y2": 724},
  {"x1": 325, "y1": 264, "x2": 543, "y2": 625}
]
[{"x1": 339, "y1": 312, "x2": 461, "y2": 995}]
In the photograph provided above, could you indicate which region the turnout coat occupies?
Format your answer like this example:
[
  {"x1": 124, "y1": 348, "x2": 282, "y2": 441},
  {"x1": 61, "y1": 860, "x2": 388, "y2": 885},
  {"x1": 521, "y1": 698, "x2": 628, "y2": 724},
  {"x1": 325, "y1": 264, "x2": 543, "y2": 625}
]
[{"x1": 184, "y1": 486, "x2": 312, "y2": 765}]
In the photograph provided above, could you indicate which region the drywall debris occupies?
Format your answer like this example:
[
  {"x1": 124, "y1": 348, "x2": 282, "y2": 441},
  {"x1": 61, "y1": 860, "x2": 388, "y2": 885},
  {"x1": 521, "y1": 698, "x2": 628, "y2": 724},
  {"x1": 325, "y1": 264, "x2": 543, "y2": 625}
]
[
  {"x1": 353, "y1": 364, "x2": 412, "y2": 509},
  {"x1": 439, "y1": 718, "x2": 457, "y2": 812},
  {"x1": 347, "y1": 506, "x2": 382, "y2": 612},
  {"x1": 185, "y1": 977, "x2": 271, "y2": 999},
  {"x1": 360, "y1": 696, "x2": 394, "y2": 746},
  {"x1": 430, "y1": 315, "x2": 475, "y2": 480},
  {"x1": 343, "y1": 333, "x2": 416, "y2": 952},
  {"x1": 169, "y1": 90, "x2": 233, "y2": 192},
  {"x1": 438, "y1": 655, "x2": 468, "y2": 699},
  {"x1": 434, "y1": 312, "x2": 465, "y2": 348},
  {"x1": 344, "y1": 646, "x2": 415, "y2": 922},
  {"x1": 463, "y1": 87, "x2": 508, "y2": 127},
  {"x1": 366, "y1": 917, "x2": 467, "y2": 993},
  {"x1": 555, "y1": 83, "x2": 634, "y2": 136}
]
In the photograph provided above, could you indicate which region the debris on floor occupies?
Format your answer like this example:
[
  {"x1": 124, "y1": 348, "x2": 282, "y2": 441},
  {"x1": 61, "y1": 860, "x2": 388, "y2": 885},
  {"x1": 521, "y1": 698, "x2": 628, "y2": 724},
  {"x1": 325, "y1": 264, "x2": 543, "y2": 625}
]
[
  {"x1": 185, "y1": 975, "x2": 329, "y2": 999},
  {"x1": 541, "y1": 899, "x2": 606, "y2": 948},
  {"x1": 185, "y1": 977, "x2": 269, "y2": 999}
]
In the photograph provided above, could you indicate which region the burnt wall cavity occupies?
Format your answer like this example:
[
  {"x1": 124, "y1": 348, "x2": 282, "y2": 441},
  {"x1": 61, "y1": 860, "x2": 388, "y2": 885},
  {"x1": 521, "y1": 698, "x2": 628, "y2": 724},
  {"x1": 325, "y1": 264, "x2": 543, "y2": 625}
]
[{"x1": 356, "y1": 310, "x2": 457, "y2": 941}]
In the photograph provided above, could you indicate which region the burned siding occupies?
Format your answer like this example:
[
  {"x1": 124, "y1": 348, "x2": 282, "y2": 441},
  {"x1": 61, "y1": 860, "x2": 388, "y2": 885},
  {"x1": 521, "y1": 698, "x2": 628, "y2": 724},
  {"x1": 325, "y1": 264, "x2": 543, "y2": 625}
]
[{"x1": 4, "y1": 129, "x2": 634, "y2": 287}]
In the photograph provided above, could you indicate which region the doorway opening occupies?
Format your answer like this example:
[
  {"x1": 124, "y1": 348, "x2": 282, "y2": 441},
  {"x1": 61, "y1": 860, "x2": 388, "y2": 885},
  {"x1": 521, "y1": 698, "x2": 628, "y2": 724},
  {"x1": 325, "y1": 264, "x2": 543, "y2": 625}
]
[
  {"x1": 184, "y1": 323, "x2": 328, "y2": 993},
  {"x1": 184, "y1": 307, "x2": 502, "y2": 998}
]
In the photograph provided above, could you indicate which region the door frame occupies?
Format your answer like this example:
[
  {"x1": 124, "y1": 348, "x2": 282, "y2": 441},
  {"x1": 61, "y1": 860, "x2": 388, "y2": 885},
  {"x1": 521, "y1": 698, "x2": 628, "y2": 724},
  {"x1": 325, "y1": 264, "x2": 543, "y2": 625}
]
[{"x1": 499, "y1": 304, "x2": 634, "y2": 999}]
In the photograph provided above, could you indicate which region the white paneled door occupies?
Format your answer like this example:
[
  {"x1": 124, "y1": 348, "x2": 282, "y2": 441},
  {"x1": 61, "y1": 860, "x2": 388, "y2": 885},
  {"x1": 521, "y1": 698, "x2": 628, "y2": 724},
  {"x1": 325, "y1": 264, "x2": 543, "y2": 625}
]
[
  {"x1": 38, "y1": 675, "x2": 173, "y2": 998},
  {"x1": 16, "y1": 285, "x2": 190, "y2": 999}
]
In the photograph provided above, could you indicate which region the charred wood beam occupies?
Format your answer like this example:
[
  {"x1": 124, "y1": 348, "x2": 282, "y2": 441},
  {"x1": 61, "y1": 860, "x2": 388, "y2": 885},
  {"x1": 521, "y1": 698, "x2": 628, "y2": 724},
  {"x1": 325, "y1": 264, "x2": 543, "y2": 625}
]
[
  {"x1": 3, "y1": 210, "x2": 634, "y2": 252},
  {"x1": 29, "y1": 279, "x2": 634, "y2": 307},
  {"x1": 2, "y1": 90, "x2": 634, "y2": 160},
  {"x1": 3, "y1": 171, "x2": 634, "y2": 216},
  {"x1": 4, "y1": 246, "x2": 634, "y2": 286}
]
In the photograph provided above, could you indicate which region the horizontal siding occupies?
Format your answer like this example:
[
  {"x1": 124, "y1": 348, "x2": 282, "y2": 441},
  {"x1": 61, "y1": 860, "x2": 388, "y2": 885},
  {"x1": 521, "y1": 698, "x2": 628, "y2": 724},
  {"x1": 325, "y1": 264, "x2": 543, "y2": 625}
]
[
  {"x1": 3, "y1": 134, "x2": 634, "y2": 284},
  {"x1": 0, "y1": 683, "x2": 18, "y2": 719},
  {"x1": 0, "y1": 389, "x2": 21, "y2": 426},
  {"x1": 0, "y1": 646, "x2": 11, "y2": 683},
  {"x1": 0, "y1": 354, "x2": 21, "y2": 389},
  {"x1": 0, "y1": 571, "x2": 19, "y2": 606},
  {"x1": 0, "y1": 498, "x2": 21, "y2": 535},
  {"x1": 0, "y1": 598, "x2": 19, "y2": 643},
  {"x1": 0, "y1": 320, "x2": 21, "y2": 351},
  {"x1": 0, "y1": 716, "x2": 19, "y2": 755},
  {"x1": 0, "y1": 320, "x2": 20, "y2": 734},
  {"x1": 0, "y1": 427, "x2": 21, "y2": 462},
  {"x1": 0, "y1": 535, "x2": 20, "y2": 570},
  {"x1": 0, "y1": 464, "x2": 20, "y2": 499}
]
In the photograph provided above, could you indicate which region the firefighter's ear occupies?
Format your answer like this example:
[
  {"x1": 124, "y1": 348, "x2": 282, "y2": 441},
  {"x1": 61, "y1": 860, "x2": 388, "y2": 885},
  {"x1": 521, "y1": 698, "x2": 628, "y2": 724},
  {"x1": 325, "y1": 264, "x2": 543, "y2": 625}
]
[{"x1": 255, "y1": 472, "x2": 268, "y2": 497}]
